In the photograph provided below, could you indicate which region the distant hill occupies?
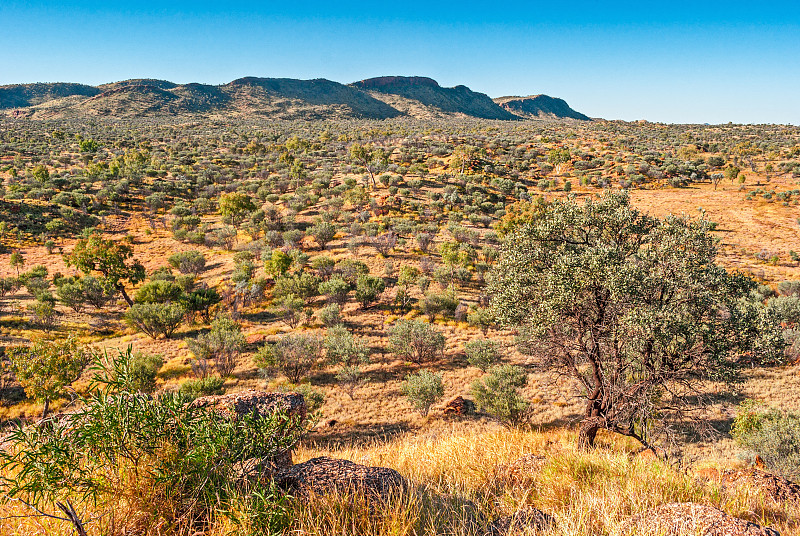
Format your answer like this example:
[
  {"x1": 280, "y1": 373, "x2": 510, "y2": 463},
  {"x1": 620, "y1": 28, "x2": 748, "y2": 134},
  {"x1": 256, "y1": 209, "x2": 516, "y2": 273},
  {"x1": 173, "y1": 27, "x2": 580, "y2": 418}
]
[
  {"x1": 352, "y1": 76, "x2": 518, "y2": 120},
  {"x1": 494, "y1": 94, "x2": 591, "y2": 120},
  {"x1": 0, "y1": 77, "x2": 587, "y2": 121},
  {"x1": 0, "y1": 83, "x2": 100, "y2": 109}
]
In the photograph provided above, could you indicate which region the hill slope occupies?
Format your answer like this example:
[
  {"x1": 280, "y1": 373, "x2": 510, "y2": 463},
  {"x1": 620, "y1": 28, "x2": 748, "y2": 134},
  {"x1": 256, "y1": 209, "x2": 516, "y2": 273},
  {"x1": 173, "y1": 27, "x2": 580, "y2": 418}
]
[
  {"x1": 352, "y1": 76, "x2": 519, "y2": 120},
  {"x1": 494, "y1": 94, "x2": 591, "y2": 120},
  {"x1": 0, "y1": 82, "x2": 100, "y2": 109}
]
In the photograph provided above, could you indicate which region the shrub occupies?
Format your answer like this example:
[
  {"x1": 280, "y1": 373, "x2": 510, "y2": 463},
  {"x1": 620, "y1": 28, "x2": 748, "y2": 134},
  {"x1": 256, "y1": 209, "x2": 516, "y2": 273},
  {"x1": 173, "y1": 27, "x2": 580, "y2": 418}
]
[
  {"x1": 355, "y1": 274, "x2": 385, "y2": 308},
  {"x1": 419, "y1": 288, "x2": 459, "y2": 321},
  {"x1": 124, "y1": 302, "x2": 186, "y2": 339},
  {"x1": 184, "y1": 287, "x2": 222, "y2": 322},
  {"x1": 273, "y1": 272, "x2": 320, "y2": 300},
  {"x1": 324, "y1": 325, "x2": 370, "y2": 366},
  {"x1": 180, "y1": 376, "x2": 226, "y2": 398},
  {"x1": 186, "y1": 316, "x2": 246, "y2": 377},
  {"x1": 168, "y1": 250, "x2": 207, "y2": 275},
  {"x1": 470, "y1": 365, "x2": 530, "y2": 425},
  {"x1": 134, "y1": 280, "x2": 184, "y2": 304},
  {"x1": 309, "y1": 220, "x2": 337, "y2": 249},
  {"x1": 255, "y1": 334, "x2": 323, "y2": 383},
  {"x1": 335, "y1": 365, "x2": 364, "y2": 400},
  {"x1": 464, "y1": 340, "x2": 501, "y2": 371},
  {"x1": 401, "y1": 370, "x2": 444, "y2": 417},
  {"x1": 0, "y1": 367, "x2": 303, "y2": 535},
  {"x1": 387, "y1": 320, "x2": 446, "y2": 364},
  {"x1": 93, "y1": 346, "x2": 163, "y2": 395},
  {"x1": 318, "y1": 277, "x2": 350, "y2": 305},
  {"x1": 317, "y1": 303, "x2": 343, "y2": 327},
  {"x1": 276, "y1": 294, "x2": 305, "y2": 328},
  {"x1": 732, "y1": 400, "x2": 800, "y2": 479}
]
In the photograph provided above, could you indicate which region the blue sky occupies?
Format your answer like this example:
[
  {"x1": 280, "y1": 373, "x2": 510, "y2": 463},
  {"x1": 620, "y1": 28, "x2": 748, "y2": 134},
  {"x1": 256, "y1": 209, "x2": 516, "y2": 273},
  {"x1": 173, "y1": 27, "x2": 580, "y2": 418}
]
[{"x1": 1, "y1": 1, "x2": 798, "y2": 124}]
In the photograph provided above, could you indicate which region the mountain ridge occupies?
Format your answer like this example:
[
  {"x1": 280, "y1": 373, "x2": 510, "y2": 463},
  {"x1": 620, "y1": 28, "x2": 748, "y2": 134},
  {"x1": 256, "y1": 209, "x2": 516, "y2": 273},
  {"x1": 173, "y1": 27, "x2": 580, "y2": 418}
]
[{"x1": 0, "y1": 77, "x2": 591, "y2": 121}]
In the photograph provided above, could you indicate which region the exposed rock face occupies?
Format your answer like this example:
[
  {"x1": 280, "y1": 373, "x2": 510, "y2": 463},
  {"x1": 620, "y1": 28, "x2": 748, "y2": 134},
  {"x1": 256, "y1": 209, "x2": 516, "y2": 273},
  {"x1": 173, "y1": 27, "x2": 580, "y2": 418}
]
[
  {"x1": 274, "y1": 456, "x2": 406, "y2": 500},
  {"x1": 189, "y1": 390, "x2": 307, "y2": 422},
  {"x1": 721, "y1": 468, "x2": 800, "y2": 503},
  {"x1": 443, "y1": 395, "x2": 476, "y2": 416},
  {"x1": 494, "y1": 94, "x2": 591, "y2": 121},
  {"x1": 486, "y1": 506, "x2": 554, "y2": 535},
  {"x1": 620, "y1": 503, "x2": 780, "y2": 536}
]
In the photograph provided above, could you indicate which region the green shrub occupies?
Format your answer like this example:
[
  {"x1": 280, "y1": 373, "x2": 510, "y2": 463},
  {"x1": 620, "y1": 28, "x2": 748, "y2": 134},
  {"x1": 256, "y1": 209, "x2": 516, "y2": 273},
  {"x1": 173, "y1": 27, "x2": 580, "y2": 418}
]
[
  {"x1": 134, "y1": 280, "x2": 185, "y2": 304},
  {"x1": 318, "y1": 277, "x2": 350, "y2": 305},
  {"x1": 93, "y1": 346, "x2": 163, "y2": 394},
  {"x1": 255, "y1": 334, "x2": 322, "y2": 383},
  {"x1": 308, "y1": 220, "x2": 337, "y2": 249},
  {"x1": 317, "y1": 303, "x2": 343, "y2": 327},
  {"x1": 324, "y1": 325, "x2": 370, "y2": 366},
  {"x1": 168, "y1": 250, "x2": 207, "y2": 275},
  {"x1": 124, "y1": 302, "x2": 186, "y2": 339},
  {"x1": 186, "y1": 316, "x2": 246, "y2": 377},
  {"x1": 0, "y1": 358, "x2": 303, "y2": 534},
  {"x1": 388, "y1": 319, "x2": 446, "y2": 364},
  {"x1": 273, "y1": 272, "x2": 320, "y2": 300},
  {"x1": 7, "y1": 337, "x2": 91, "y2": 417},
  {"x1": 464, "y1": 340, "x2": 501, "y2": 371},
  {"x1": 401, "y1": 370, "x2": 444, "y2": 417},
  {"x1": 732, "y1": 400, "x2": 800, "y2": 479},
  {"x1": 355, "y1": 274, "x2": 385, "y2": 308},
  {"x1": 180, "y1": 376, "x2": 226, "y2": 398},
  {"x1": 470, "y1": 365, "x2": 530, "y2": 425}
]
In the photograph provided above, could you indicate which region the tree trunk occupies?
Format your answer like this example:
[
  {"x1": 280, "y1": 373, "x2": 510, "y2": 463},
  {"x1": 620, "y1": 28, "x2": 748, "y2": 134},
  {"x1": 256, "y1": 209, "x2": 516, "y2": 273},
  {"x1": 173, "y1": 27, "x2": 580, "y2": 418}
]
[
  {"x1": 578, "y1": 416, "x2": 601, "y2": 448},
  {"x1": 118, "y1": 285, "x2": 133, "y2": 307},
  {"x1": 41, "y1": 398, "x2": 50, "y2": 419}
]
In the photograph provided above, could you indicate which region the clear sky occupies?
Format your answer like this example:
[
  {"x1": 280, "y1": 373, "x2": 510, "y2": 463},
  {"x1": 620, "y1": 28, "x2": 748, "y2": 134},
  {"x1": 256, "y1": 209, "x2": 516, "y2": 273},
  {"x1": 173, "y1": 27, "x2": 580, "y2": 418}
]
[{"x1": 1, "y1": 1, "x2": 798, "y2": 124}]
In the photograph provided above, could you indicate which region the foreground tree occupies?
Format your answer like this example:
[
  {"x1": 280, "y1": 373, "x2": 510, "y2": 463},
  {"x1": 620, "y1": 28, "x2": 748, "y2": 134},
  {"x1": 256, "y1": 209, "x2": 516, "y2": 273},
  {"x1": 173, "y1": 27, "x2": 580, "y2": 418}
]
[
  {"x1": 63, "y1": 234, "x2": 145, "y2": 306},
  {"x1": 488, "y1": 192, "x2": 784, "y2": 448}
]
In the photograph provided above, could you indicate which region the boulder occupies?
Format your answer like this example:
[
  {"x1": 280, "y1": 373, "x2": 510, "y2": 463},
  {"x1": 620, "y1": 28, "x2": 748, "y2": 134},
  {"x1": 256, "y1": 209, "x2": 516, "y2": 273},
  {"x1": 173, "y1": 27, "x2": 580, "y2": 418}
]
[
  {"x1": 721, "y1": 468, "x2": 800, "y2": 504},
  {"x1": 443, "y1": 396, "x2": 476, "y2": 416},
  {"x1": 619, "y1": 503, "x2": 780, "y2": 536},
  {"x1": 274, "y1": 456, "x2": 406, "y2": 500},
  {"x1": 486, "y1": 506, "x2": 554, "y2": 535},
  {"x1": 189, "y1": 390, "x2": 307, "y2": 422}
]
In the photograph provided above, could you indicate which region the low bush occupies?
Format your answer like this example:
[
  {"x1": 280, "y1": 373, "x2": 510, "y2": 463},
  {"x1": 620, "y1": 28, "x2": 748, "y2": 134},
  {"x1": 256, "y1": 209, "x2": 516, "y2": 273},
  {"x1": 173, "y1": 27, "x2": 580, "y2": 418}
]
[
  {"x1": 732, "y1": 399, "x2": 800, "y2": 479},
  {"x1": 401, "y1": 370, "x2": 444, "y2": 417}
]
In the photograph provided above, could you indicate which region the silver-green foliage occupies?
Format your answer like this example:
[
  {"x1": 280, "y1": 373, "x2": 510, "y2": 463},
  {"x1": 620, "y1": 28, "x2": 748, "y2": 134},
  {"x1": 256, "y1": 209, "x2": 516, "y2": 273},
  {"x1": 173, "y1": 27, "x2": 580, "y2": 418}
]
[
  {"x1": 401, "y1": 370, "x2": 444, "y2": 417},
  {"x1": 470, "y1": 364, "x2": 530, "y2": 425},
  {"x1": 732, "y1": 400, "x2": 800, "y2": 480},
  {"x1": 488, "y1": 191, "x2": 785, "y2": 446}
]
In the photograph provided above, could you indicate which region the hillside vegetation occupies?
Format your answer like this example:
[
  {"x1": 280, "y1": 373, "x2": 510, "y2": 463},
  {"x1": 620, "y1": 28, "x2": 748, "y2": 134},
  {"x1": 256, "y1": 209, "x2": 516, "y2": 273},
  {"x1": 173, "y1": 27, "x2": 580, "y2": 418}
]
[{"x1": 0, "y1": 114, "x2": 799, "y2": 535}]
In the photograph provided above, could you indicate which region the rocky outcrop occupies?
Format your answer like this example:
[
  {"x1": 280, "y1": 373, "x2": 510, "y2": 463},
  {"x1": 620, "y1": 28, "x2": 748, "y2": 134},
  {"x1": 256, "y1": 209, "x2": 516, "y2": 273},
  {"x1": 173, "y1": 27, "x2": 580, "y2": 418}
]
[
  {"x1": 721, "y1": 468, "x2": 800, "y2": 503},
  {"x1": 443, "y1": 395, "x2": 476, "y2": 416},
  {"x1": 274, "y1": 456, "x2": 406, "y2": 500},
  {"x1": 620, "y1": 503, "x2": 780, "y2": 536},
  {"x1": 486, "y1": 506, "x2": 554, "y2": 535},
  {"x1": 189, "y1": 390, "x2": 307, "y2": 422}
]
